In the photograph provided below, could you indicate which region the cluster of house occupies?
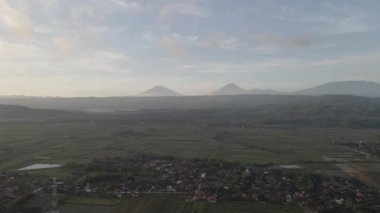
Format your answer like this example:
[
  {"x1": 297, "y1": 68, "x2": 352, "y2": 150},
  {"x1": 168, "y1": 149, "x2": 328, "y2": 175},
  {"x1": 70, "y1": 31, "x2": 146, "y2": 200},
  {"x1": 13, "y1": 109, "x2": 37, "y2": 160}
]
[
  {"x1": 61, "y1": 155, "x2": 380, "y2": 212},
  {"x1": 183, "y1": 174, "x2": 218, "y2": 203},
  {"x1": 0, "y1": 185, "x2": 15, "y2": 208},
  {"x1": 341, "y1": 141, "x2": 380, "y2": 158},
  {"x1": 0, "y1": 174, "x2": 15, "y2": 200},
  {"x1": 1, "y1": 154, "x2": 379, "y2": 212},
  {"x1": 0, "y1": 173, "x2": 53, "y2": 212}
]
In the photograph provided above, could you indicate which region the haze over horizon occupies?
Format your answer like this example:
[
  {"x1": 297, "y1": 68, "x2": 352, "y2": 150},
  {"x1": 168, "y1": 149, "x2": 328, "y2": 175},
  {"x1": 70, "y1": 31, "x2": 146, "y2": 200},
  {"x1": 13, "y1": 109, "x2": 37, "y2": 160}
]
[{"x1": 1, "y1": 0, "x2": 380, "y2": 97}]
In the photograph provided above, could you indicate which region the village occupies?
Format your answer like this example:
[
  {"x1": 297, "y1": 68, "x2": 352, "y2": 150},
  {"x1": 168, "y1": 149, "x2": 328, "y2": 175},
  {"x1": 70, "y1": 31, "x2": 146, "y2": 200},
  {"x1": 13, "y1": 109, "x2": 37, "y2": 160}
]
[
  {"x1": 1, "y1": 154, "x2": 379, "y2": 212},
  {"x1": 341, "y1": 141, "x2": 380, "y2": 158}
]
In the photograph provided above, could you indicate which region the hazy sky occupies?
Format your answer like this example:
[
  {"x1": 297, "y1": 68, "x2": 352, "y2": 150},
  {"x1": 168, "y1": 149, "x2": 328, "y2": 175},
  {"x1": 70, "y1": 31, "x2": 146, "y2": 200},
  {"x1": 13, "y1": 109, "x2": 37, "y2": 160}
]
[{"x1": 0, "y1": 0, "x2": 379, "y2": 96}]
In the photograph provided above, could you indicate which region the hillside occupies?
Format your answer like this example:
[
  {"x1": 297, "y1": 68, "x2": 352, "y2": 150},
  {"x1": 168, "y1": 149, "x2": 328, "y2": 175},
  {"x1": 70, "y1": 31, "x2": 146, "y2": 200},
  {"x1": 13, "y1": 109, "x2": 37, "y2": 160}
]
[{"x1": 295, "y1": 81, "x2": 380, "y2": 97}]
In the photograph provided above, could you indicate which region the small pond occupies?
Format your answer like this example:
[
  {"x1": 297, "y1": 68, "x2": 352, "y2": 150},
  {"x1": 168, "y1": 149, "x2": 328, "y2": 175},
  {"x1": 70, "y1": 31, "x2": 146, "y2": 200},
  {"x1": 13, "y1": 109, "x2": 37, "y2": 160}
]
[
  {"x1": 278, "y1": 164, "x2": 303, "y2": 169},
  {"x1": 18, "y1": 163, "x2": 62, "y2": 171}
]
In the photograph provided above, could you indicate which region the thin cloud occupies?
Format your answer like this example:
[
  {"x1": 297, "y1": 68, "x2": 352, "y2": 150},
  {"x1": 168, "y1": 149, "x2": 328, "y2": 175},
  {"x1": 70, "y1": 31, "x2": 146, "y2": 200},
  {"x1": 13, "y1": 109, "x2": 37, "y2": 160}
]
[
  {"x1": 53, "y1": 35, "x2": 80, "y2": 54},
  {"x1": 0, "y1": 38, "x2": 132, "y2": 77},
  {"x1": 70, "y1": 0, "x2": 145, "y2": 22},
  {"x1": 156, "y1": 33, "x2": 198, "y2": 57},
  {"x1": 110, "y1": 0, "x2": 143, "y2": 13},
  {"x1": 159, "y1": 1, "x2": 210, "y2": 20},
  {"x1": 202, "y1": 33, "x2": 240, "y2": 51},
  {"x1": 159, "y1": 36, "x2": 187, "y2": 57},
  {"x1": 85, "y1": 26, "x2": 126, "y2": 34},
  {"x1": 170, "y1": 33, "x2": 198, "y2": 42},
  {"x1": 0, "y1": 75, "x2": 135, "y2": 97},
  {"x1": 202, "y1": 33, "x2": 310, "y2": 51},
  {"x1": 0, "y1": 0, "x2": 33, "y2": 36},
  {"x1": 268, "y1": 2, "x2": 373, "y2": 35},
  {"x1": 321, "y1": 2, "x2": 373, "y2": 34},
  {"x1": 306, "y1": 15, "x2": 372, "y2": 34},
  {"x1": 256, "y1": 33, "x2": 311, "y2": 49},
  {"x1": 197, "y1": 59, "x2": 300, "y2": 74},
  {"x1": 158, "y1": 0, "x2": 210, "y2": 33},
  {"x1": 142, "y1": 30, "x2": 155, "y2": 41}
]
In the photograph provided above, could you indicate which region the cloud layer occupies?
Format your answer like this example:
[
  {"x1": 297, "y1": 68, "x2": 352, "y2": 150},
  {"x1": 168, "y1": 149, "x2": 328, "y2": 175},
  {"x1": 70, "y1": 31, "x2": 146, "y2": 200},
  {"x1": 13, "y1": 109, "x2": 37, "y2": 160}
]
[{"x1": 0, "y1": 0, "x2": 379, "y2": 96}]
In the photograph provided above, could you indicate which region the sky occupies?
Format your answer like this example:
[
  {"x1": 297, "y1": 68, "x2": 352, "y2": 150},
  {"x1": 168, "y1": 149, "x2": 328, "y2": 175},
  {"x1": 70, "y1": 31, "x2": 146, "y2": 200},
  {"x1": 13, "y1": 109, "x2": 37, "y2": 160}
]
[{"x1": 0, "y1": 0, "x2": 379, "y2": 96}]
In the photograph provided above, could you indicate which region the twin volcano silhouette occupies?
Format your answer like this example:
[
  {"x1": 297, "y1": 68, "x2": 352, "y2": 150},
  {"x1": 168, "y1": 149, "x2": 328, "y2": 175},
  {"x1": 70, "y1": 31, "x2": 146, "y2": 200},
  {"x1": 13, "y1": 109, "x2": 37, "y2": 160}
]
[
  {"x1": 141, "y1": 81, "x2": 380, "y2": 97},
  {"x1": 140, "y1": 83, "x2": 247, "y2": 96}
]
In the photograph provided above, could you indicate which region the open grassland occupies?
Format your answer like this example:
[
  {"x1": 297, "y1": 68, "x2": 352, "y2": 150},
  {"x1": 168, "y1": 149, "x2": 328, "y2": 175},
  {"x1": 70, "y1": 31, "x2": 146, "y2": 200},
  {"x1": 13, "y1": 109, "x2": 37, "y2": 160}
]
[
  {"x1": 60, "y1": 193, "x2": 303, "y2": 213},
  {"x1": 58, "y1": 194, "x2": 302, "y2": 213},
  {"x1": 0, "y1": 121, "x2": 379, "y2": 171},
  {"x1": 60, "y1": 204, "x2": 113, "y2": 213},
  {"x1": 112, "y1": 194, "x2": 302, "y2": 213},
  {"x1": 65, "y1": 197, "x2": 121, "y2": 206}
]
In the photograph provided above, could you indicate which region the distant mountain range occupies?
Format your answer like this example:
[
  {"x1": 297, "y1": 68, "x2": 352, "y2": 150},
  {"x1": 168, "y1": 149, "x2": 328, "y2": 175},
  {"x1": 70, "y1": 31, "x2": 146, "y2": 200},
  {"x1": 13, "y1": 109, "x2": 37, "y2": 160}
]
[
  {"x1": 141, "y1": 85, "x2": 181, "y2": 96},
  {"x1": 210, "y1": 83, "x2": 284, "y2": 95},
  {"x1": 140, "y1": 81, "x2": 380, "y2": 97}
]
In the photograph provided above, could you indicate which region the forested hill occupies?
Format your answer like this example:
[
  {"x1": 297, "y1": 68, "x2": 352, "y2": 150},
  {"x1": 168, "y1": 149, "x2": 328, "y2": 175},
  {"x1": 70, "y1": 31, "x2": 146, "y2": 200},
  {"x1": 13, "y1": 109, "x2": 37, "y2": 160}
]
[
  {"x1": 0, "y1": 94, "x2": 379, "y2": 112},
  {"x1": 1, "y1": 95, "x2": 380, "y2": 128},
  {"x1": 101, "y1": 95, "x2": 380, "y2": 128}
]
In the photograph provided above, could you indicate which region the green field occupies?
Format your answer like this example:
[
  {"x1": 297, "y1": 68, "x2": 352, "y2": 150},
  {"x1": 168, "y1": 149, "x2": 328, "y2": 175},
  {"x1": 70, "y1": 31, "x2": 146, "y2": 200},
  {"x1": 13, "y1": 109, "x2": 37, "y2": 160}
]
[
  {"x1": 0, "y1": 121, "x2": 379, "y2": 171},
  {"x1": 65, "y1": 197, "x2": 121, "y2": 206},
  {"x1": 0, "y1": 113, "x2": 380, "y2": 212},
  {"x1": 113, "y1": 194, "x2": 302, "y2": 213},
  {"x1": 1, "y1": 121, "x2": 380, "y2": 190},
  {"x1": 60, "y1": 204, "x2": 113, "y2": 213},
  {"x1": 59, "y1": 194, "x2": 302, "y2": 213}
]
